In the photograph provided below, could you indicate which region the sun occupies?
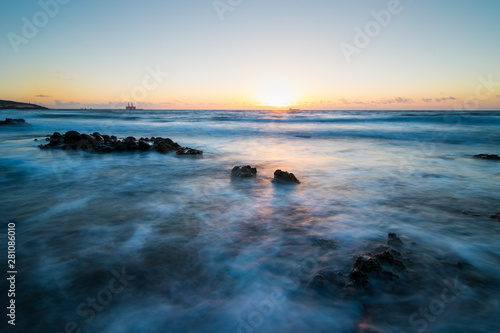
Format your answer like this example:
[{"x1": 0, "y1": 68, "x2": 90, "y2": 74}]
[{"x1": 257, "y1": 82, "x2": 299, "y2": 108}]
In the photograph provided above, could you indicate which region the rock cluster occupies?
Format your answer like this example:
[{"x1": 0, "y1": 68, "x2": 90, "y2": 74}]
[
  {"x1": 0, "y1": 118, "x2": 27, "y2": 126},
  {"x1": 473, "y1": 154, "x2": 500, "y2": 160},
  {"x1": 231, "y1": 165, "x2": 257, "y2": 178},
  {"x1": 39, "y1": 131, "x2": 203, "y2": 155},
  {"x1": 310, "y1": 233, "x2": 407, "y2": 294},
  {"x1": 272, "y1": 169, "x2": 300, "y2": 184}
]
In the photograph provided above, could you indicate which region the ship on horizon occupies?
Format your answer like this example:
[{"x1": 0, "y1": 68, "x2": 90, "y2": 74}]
[{"x1": 125, "y1": 102, "x2": 143, "y2": 110}]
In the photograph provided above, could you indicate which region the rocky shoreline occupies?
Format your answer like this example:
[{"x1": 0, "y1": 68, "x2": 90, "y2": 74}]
[
  {"x1": 39, "y1": 131, "x2": 203, "y2": 155},
  {"x1": 0, "y1": 118, "x2": 29, "y2": 126}
]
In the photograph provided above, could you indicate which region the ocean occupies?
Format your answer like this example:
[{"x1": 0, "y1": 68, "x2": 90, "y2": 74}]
[{"x1": 1, "y1": 109, "x2": 499, "y2": 332}]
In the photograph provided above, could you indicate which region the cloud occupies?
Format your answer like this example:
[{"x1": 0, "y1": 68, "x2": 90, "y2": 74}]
[
  {"x1": 422, "y1": 98, "x2": 433, "y2": 102},
  {"x1": 55, "y1": 100, "x2": 81, "y2": 108},
  {"x1": 375, "y1": 97, "x2": 414, "y2": 104},
  {"x1": 496, "y1": 95, "x2": 500, "y2": 99},
  {"x1": 35, "y1": 94, "x2": 51, "y2": 98},
  {"x1": 434, "y1": 97, "x2": 456, "y2": 102}
]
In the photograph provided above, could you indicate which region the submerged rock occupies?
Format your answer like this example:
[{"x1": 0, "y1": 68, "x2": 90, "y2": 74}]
[
  {"x1": 490, "y1": 212, "x2": 500, "y2": 220},
  {"x1": 0, "y1": 118, "x2": 28, "y2": 126},
  {"x1": 176, "y1": 148, "x2": 203, "y2": 156},
  {"x1": 272, "y1": 169, "x2": 300, "y2": 184},
  {"x1": 39, "y1": 131, "x2": 202, "y2": 155},
  {"x1": 473, "y1": 154, "x2": 500, "y2": 160},
  {"x1": 387, "y1": 233, "x2": 403, "y2": 247},
  {"x1": 231, "y1": 165, "x2": 257, "y2": 178}
]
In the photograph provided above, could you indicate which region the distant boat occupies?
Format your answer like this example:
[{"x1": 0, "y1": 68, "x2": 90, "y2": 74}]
[{"x1": 125, "y1": 102, "x2": 142, "y2": 110}]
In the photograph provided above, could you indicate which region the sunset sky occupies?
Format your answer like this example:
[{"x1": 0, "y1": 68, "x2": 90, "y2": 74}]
[{"x1": 1, "y1": 0, "x2": 500, "y2": 110}]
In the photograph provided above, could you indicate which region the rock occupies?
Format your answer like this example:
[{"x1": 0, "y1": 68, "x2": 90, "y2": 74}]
[
  {"x1": 310, "y1": 270, "x2": 345, "y2": 293},
  {"x1": 39, "y1": 131, "x2": 202, "y2": 156},
  {"x1": 473, "y1": 154, "x2": 500, "y2": 160},
  {"x1": 64, "y1": 131, "x2": 82, "y2": 144},
  {"x1": 231, "y1": 165, "x2": 257, "y2": 178},
  {"x1": 81, "y1": 134, "x2": 98, "y2": 146},
  {"x1": 176, "y1": 148, "x2": 203, "y2": 156},
  {"x1": 0, "y1": 118, "x2": 27, "y2": 126},
  {"x1": 388, "y1": 233, "x2": 403, "y2": 247},
  {"x1": 375, "y1": 250, "x2": 404, "y2": 267},
  {"x1": 490, "y1": 212, "x2": 500, "y2": 220},
  {"x1": 272, "y1": 169, "x2": 300, "y2": 184},
  {"x1": 92, "y1": 132, "x2": 104, "y2": 142},
  {"x1": 137, "y1": 141, "x2": 151, "y2": 151},
  {"x1": 153, "y1": 138, "x2": 179, "y2": 153}
]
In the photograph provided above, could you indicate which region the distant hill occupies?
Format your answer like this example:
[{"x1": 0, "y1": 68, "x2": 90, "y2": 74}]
[{"x1": 0, "y1": 99, "x2": 49, "y2": 110}]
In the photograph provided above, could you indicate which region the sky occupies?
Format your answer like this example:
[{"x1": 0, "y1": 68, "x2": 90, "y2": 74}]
[{"x1": 1, "y1": 0, "x2": 500, "y2": 110}]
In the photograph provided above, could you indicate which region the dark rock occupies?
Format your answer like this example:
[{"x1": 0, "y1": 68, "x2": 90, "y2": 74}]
[
  {"x1": 81, "y1": 134, "x2": 98, "y2": 146},
  {"x1": 0, "y1": 118, "x2": 28, "y2": 126},
  {"x1": 52, "y1": 132, "x2": 63, "y2": 140},
  {"x1": 92, "y1": 132, "x2": 104, "y2": 142},
  {"x1": 176, "y1": 148, "x2": 203, "y2": 156},
  {"x1": 388, "y1": 233, "x2": 403, "y2": 247},
  {"x1": 39, "y1": 131, "x2": 202, "y2": 156},
  {"x1": 348, "y1": 254, "x2": 399, "y2": 287},
  {"x1": 473, "y1": 154, "x2": 500, "y2": 160},
  {"x1": 34, "y1": 139, "x2": 38, "y2": 141},
  {"x1": 310, "y1": 270, "x2": 345, "y2": 293},
  {"x1": 153, "y1": 138, "x2": 179, "y2": 153},
  {"x1": 125, "y1": 136, "x2": 136, "y2": 143},
  {"x1": 94, "y1": 144, "x2": 114, "y2": 153},
  {"x1": 354, "y1": 255, "x2": 382, "y2": 273},
  {"x1": 76, "y1": 139, "x2": 94, "y2": 151},
  {"x1": 231, "y1": 165, "x2": 257, "y2": 178},
  {"x1": 138, "y1": 141, "x2": 151, "y2": 151},
  {"x1": 64, "y1": 131, "x2": 82, "y2": 144},
  {"x1": 490, "y1": 212, "x2": 500, "y2": 220},
  {"x1": 375, "y1": 250, "x2": 404, "y2": 267},
  {"x1": 272, "y1": 169, "x2": 300, "y2": 184}
]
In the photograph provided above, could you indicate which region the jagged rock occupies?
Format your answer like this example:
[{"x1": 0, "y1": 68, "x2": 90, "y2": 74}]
[
  {"x1": 473, "y1": 154, "x2": 500, "y2": 160},
  {"x1": 176, "y1": 148, "x2": 203, "y2": 156},
  {"x1": 0, "y1": 118, "x2": 28, "y2": 126},
  {"x1": 375, "y1": 250, "x2": 404, "y2": 267},
  {"x1": 231, "y1": 165, "x2": 257, "y2": 178},
  {"x1": 39, "y1": 131, "x2": 202, "y2": 156},
  {"x1": 310, "y1": 270, "x2": 345, "y2": 293},
  {"x1": 272, "y1": 169, "x2": 300, "y2": 184},
  {"x1": 154, "y1": 138, "x2": 180, "y2": 153},
  {"x1": 388, "y1": 233, "x2": 403, "y2": 247}
]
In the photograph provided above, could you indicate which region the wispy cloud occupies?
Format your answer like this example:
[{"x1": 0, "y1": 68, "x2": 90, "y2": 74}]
[
  {"x1": 435, "y1": 97, "x2": 456, "y2": 102},
  {"x1": 55, "y1": 100, "x2": 81, "y2": 108},
  {"x1": 496, "y1": 95, "x2": 500, "y2": 99},
  {"x1": 338, "y1": 97, "x2": 414, "y2": 105},
  {"x1": 35, "y1": 94, "x2": 51, "y2": 98},
  {"x1": 421, "y1": 97, "x2": 456, "y2": 103},
  {"x1": 375, "y1": 97, "x2": 414, "y2": 105}
]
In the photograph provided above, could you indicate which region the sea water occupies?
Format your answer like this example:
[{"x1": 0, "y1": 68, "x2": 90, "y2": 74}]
[{"x1": 0, "y1": 110, "x2": 499, "y2": 332}]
